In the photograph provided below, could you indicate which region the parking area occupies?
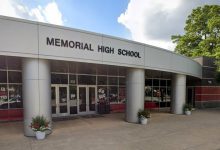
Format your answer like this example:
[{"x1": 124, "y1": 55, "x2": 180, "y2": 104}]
[{"x1": 0, "y1": 108, "x2": 220, "y2": 150}]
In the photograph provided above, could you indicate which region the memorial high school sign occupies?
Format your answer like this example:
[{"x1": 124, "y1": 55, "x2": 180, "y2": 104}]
[{"x1": 46, "y1": 37, "x2": 141, "y2": 58}]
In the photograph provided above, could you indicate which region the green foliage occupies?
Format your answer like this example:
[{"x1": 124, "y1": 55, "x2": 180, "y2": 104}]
[
  {"x1": 137, "y1": 109, "x2": 151, "y2": 118},
  {"x1": 30, "y1": 116, "x2": 50, "y2": 132},
  {"x1": 184, "y1": 104, "x2": 192, "y2": 111},
  {"x1": 172, "y1": 5, "x2": 220, "y2": 58}
]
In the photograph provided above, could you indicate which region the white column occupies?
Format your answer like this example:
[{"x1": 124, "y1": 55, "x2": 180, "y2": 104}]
[
  {"x1": 126, "y1": 68, "x2": 145, "y2": 123},
  {"x1": 22, "y1": 58, "x2": 51, "y2": 136},
  {"x1": 171, "y1": 74, "x2": 186, "y2": 114}
]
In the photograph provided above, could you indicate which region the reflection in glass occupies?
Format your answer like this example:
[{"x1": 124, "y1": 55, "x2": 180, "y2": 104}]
[
  {"x1": 153, "y1": 79, "x2": 159, "y2": 86},
  {"x1": 97, "y1": 76, "x2": 107, "y2": 85},
  {"x1": 108, "y1": 66, "x2": 118, "y2": 76},
  {"x1": 0, "y1": 56, "x2": 6, "y2": 69},
  {"x1": 152, "y1": 87, "x2": 160, "y2": 102},
  {"x1": 77, "y1": 63, "x2": 96, "y2": 74},
  {"x1": 9, "y1": 85, "x2": 22, "y2": 108},
  {"x1": 119, "y1": 77, "x2": 125, "y2": 85},
  {"x1": 159, "y1": 87, "x2": 166, "y2": 107},
  {"x1": 69, "y1": 75, "x2": 76, "y2": 84},
  {"x1": 8, "y1": 72, "x2": 22, "y2": 83},
  {"x1": 160, "y1": 80, "x2": 166, "y2": 86},
  {"x1": 79, "y1": 87, "x2": 86, "y2": 112},
  {"x1": 89, "y1": 87, "x2": 96, "y2": 111},
  {"x1": 69, "y1": 63, "x2": 77, "y2": 73},
  {"x1": 108, "y1": 86, "x2": 118, "y2": 103},
  {"x1": 145, "y1": 86, "x2": 152, "y2": 101},
  {"x1": 97, "y1": 65, "x2": 107, "y2": 75},
  {"x1": 167, "y1": 88, "x2": 171, "y2": 102},
  {"x1": 51, "y1": 74, "x2": 68, "y2": 84},
  {"x1": 118, "y1": 67, "x2": 126, "y2": 76},
  {"x1": 145, "y1": 79, "x2": 152, "y2": 86},
  {"x1": 7, "y1": 57, "x2": 21, "y2": 70},
  {"x1": 167, "y1": 80, "x2": 171, "y2": 86},
  {"x1": 0, "y1": 71, "x2": 7, "y2": 83},
  {"x1": 108, "y1": 77, "x2": 118, "y2": 85},
  {"x1": 78, "y1": 75, "x2": 96, "y2": 85},
  {"x1": 69, "y1": 86, "x2": 77, "y2": 114},
  {"x1": 118, "y1": 87, "x2": 125, "y2": 103},
  {"x1": 145, "y1": 79, "x2": 171, "y2": 108},
  {"x1": 59, "y1": 87, "x2": 67, "y2": 113},
  {"x1": 51, "y1": 87, "x2": 56, "y2": 114},
  {"x1": 51, "y1": 60, "x2": 68, "y2": 73},
  {"x1": 98, "y1": 86, "x2": 107, "y2": 101},
  {"x1": 0, "y1": 85, "x2": 8, "y2": 109}
]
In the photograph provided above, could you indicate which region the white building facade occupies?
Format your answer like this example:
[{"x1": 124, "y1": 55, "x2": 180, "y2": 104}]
[{"x1": 0, "y1": 16, "x2": 202, "y2": 136}]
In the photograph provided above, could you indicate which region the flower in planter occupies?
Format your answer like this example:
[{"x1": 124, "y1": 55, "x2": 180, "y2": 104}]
[
  {"x1": 138, "y1": 109, "x2": 151, "y2": 119},
  {"x1": 30, "y1": 116, "x2": 51, "y2": 132},
  {"x1": 184, "y1": 104, "x2": 192, "y2": 111}
]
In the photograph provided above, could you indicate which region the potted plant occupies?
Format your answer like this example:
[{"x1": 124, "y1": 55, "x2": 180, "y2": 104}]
[
  {"x1": 138, "y1": 109, "x2": 151, "y2": 125},
  {"x1": 184, "y1": 104, "x2": 192, "y2": 115},
  {"x1": 30, "y1": 115, "x2": 51, "y2": 140}
]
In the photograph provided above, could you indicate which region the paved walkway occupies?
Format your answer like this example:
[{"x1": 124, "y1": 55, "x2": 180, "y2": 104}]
[{"x1": 0, "y1": 108, "x2": 220, "y2": 150}]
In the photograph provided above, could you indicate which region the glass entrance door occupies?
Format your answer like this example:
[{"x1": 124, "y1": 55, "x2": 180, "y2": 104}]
[
  {"x1": 78, "y1": 86, "x2": 97, "y2": 114},
  {"x1": 51, "y1": 85, "x2": 69, "y2": 117},
  {"x1": 187, "y1": 87, "x2": 195, "y2": 107}
]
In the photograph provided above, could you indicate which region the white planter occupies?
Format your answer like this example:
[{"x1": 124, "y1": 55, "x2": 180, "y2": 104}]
[
  {"x1": 185, "y1": 110, "x2": 191, "y2": 115},
  {"x1": 140, "y1": 117, "x2": 148, "y2": 125},
  {"x1": 35, "y1": 131, "x2": 46, "y2": 140}
]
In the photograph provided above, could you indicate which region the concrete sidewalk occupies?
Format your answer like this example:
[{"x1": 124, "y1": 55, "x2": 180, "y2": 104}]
[{"x1": 0, "y1": 108, "x2": 220, "y2": 150}]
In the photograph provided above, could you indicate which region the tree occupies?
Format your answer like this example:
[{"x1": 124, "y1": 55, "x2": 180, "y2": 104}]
[{"x1": 172, "y1": 5, "x2": 220, "y2": 59}]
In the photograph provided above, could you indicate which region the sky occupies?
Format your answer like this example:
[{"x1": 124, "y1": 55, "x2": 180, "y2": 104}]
[{"x1": 0, "y1": 0, "x2": 219, "y2": 51}]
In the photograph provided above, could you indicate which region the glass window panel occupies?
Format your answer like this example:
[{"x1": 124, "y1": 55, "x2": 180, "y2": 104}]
[
  {"x1": 118, "y1": 67, "x2": 126, "y2": 76},
  {"x1": 8, "y1": 71, "x2": 22, "y2": 83},
  {"x1": 7, "y1": 57, "x2": 21, "y2": 70},
  {"x1": 160, "y1": 80, "x2": 166, "y2": 86},
  {"x1": 97, "y1": 65, "x2": 107, "y2": 75},
  {"x1": 108, "y1": 66, "x2": 118, "y2": 76},
  {"x1": 152, "y1": 87, "x2": 160, "y2": 102},
  {"x1": 118, "y1": 87, "x2": 125, "y2": 103},
  {"x1": 69, "y1": 86, "x2": 77, "y2": 114},
  {"x1": 0, "y1": 85, "x2": 8, "y2": 109},
  {"x1": 77, "y1": 63, "x2": 96, "y2": 74},
  {"x1": 167, "y1": 80, "x2": 171, "y2": 86},
  {"x1": 89, "y1": 87, "x2": 96, "y2": 111},
  {"x1": 0, "y1": 56, "x2": 6, "y2": 69},
  {"x1": 0, "y1": 71, "x2": 7, "y2": 83},
  {"x1": 153, "y1": 79, "x2": 159, "y2": 86},
  {"x1": 51, "y1": 61, "x2": 68, "y2": 73},
  {"x1": 119, "y1": 77, "x2": 125, "y2": 85},
  {"x1": 160, "y1": 88, "x2": 166, "y2": 102},
  {"x1": 145, "y1": 79, "x2": 152, "y2": 86},
  {"x1": 145, "y1": 86, "x2": 152, "y2": 101},
  {"x1": 69, "y1": 63, "x2": 77, "y2": 73},
  {"x1": 51, "y1": 74, "x2": 68, "y2": 84},
  {"x1": 78, "y1": 75, "x2": 96, "y2": 85},
  {"x1": 79, "y1": 87, "x2": 86, "y2": 112},
  {"x1": 108, "y1": 86, "x2": 118, "y2": 103},
  {"x1": 97, "y1": 86, "x2": 107, "y2": 101},
  {"x1": 69, "y1": 75, "x2": 76, "y2": 84},
  {"x1": 69, "y1": 86, "x2": 77, "y2": 101},
  {"x1": 108, "y1": 77, "x2": 118, "y2": 85},
  {"x1": 9, "y1": 85, "x2": 22, "y2": 108},
  {"x1": 51, "y1": 87, "x2": 56, "y2": 114},
  {"x1": 98, "y1": 76, "x2": 107, "y2": 85},
  {"x1": 166, "y1": 88, "x2": 171, "y2": 102},
  {"x1": 59, "y1": 87, "x2": 68, "y2": 113}
]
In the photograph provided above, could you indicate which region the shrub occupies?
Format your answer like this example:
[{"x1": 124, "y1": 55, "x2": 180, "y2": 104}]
[
  {"x1": 184, "y1": 104, "x2": 192, "y2": 111},
  {"x1": 138, "y1": 109, "x2": 151, "y2": 119}
]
